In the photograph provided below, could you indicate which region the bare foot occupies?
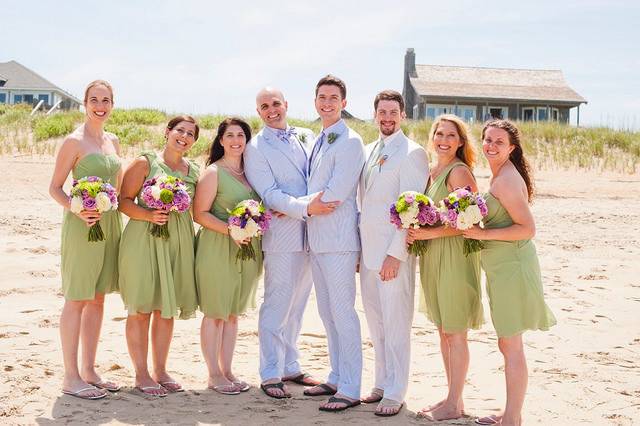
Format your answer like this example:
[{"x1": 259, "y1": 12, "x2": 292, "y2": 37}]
[
  {"x1": 80, "y1": 369, "x2": 120, "y2": 391},
  {"x1": 429, "y1": 402, "x2": 464, "y2": 421},
  {"x1": 260, "y1": 379, "x2": 290, "y2": 398},
  {"x1": 475, "y1": 414, "x2": 503, "y2": 425},
  {"x1": 361, "y1": 387, "x2": 384, "y2": 403},
  {"x1": 304, "y1": 383, "x2": 337, "y2": 396},
  {"x1": 375, "y1": 398, "x2": 403, "y2": 416}
]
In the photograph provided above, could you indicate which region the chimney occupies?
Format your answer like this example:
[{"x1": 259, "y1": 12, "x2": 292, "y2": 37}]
[
  {"x1": 405, "y1": 48, "x2": 416, "y2": 77},
  {"x1": 403, "y1": 48, "x2": 417, "y2": 118}
]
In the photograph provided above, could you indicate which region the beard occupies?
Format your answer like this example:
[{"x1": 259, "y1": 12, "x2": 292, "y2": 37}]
[{"x1": 380, "y1": 125, "x2": 396, "y2": 136}]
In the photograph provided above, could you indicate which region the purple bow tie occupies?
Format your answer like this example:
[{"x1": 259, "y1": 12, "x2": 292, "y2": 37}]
[{"x1": 276, "y1": 127, "x2": 297, "y2": 141}]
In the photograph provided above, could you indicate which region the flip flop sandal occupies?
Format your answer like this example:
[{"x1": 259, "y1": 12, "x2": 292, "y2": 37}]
[
  {"x1": 318, "y1": 396, "x2": 361, "y2": 412},
  {"x1": 210, "y1": 384, "x2": 241, "y2": 395},
  {"x1": 475, "y1": 414, "x2": 501, "y2": 425},
  {"x1": 159, "y1": 380, "x2": 184, "y2": 392},
  {"x1": 62, "y1": 386, "x2": 107, "y2": 400},
  {"x1": 260, "y1": 382, "x2": 291, "y2": 399},
  {"x1": 361, "y1": 388, "x2": 384, "y2": 403},
  {"x1": 284, "y1": 372, "x2": 321, "y2": 387},
  {"x1": 136, "y1": 385, "x2": 167, "y2": 397},
  {"x1": 374, "y1": 399, "x2": 404, "y2": 417},
  {"x1": 233, "y1": 380, "x2": 250, "y2": 392},
  {"x1": 303, "y1": 383, "x2": 337, "y2": 396},
  {"x1": 89, "y1": 380, "x2": 121, "y2": 392}
]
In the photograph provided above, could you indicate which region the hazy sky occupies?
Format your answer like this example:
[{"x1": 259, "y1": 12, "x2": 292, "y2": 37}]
[{"x1": 3, "y1": 0, "x2": 639, "y2": 128}]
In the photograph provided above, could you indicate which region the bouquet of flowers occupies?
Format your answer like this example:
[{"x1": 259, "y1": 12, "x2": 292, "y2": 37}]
[
  {"x1": 69, "y1": 176, "x2": 118, "y2": 242},
  {"x1": 141, "y1": 175, "x2": 191, "y2": 239},
  {"x1": 438, "y1": 186, "x2": 488, "y2": 256},
  {"x1": 227, "y1": 199, "x2": 272, "y2": 262},
  {"x1": 389, "y1": 191, "x2": 440, "y2": 256}
]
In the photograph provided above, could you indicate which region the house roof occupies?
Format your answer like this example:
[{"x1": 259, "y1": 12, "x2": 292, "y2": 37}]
[
  {"x1": 410, "y1": 64, "x2": 586, "y2": 104},
  {"x1": 0, "y1": 60, "x2": 81, "y2": 103}
]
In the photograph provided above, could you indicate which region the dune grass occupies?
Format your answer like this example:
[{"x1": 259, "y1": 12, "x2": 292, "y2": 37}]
[{"x1": 0, "y1": 105, "x2": 638, "y2": 173}]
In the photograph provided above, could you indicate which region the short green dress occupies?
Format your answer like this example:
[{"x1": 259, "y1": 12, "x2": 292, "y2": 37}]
[
  {"x1": 481, "y1": 193, "x2": 557, "y2": 337},
  {"x1": 419, "y1": 161, "x2": 484, "y2": 332},
  {"x1": 195, "y1": 167, "x2": 263, "y2": 320},
  {"x1": 61, "y1": 153, "x2": 122, "y2": 300},
  {"x1": 119, "y1": 151, "x2": 200, "y2": 319}
]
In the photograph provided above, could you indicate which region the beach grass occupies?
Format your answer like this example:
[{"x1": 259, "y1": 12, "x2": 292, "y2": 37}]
[{"x1": 0, "y1": 105, "x2": 638, "y2": 173}]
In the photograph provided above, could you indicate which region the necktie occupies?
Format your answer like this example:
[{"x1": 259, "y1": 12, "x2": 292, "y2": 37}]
[
  {"x1": 365, "y1": 139, "x2": 385, "y2": 186},
  {"x1": 276, "y1": 127, "x2": 297, "y2": 140},
  {"x1": 308, "y1": 131, "x2": 325, "y2": 172}
]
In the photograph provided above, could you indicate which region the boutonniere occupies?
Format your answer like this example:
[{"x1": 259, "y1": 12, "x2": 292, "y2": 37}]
[
  {"x1": 378, "y1": 155, "x2": 389, "y2": 171},
  {"x1": 327, "y1": 132, "x2": 338, "y2": 144},
  {"x1": 298, "y1": 133, "x2": 307, "y2": 144}
]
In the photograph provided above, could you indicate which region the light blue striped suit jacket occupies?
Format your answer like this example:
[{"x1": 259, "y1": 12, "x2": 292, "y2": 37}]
[
  {"x1": 306, "y1": 120, "x2": 366, "y2": 253},
  {"x1": 244, "y1": 126, "x2": 315, "y2": 253}
]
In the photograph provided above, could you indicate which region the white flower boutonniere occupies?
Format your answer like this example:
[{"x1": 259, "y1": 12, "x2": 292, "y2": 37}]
[
  {"x1": 378, "y1": 154, "x2": 389, "y2": 171},
  {"x1": 327, "y1": 132, "x2": 338, "y2": 144}
]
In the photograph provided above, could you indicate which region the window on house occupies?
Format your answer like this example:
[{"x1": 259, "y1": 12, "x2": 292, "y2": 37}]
[
  {"x1": 522, "y1": 108, "x2": 535, "y2": 121},
  {"x1": 38, "y1": 94, "x2": 49, "y2": 104},
  {"x1": 552, "y1": 108, "x2": 559, "y2": 121},
  {"x1": 537, "y1": 107, "x2": 549, "y2": 121},
  {"x1": 0, "y1": 93, "x2": 6, "y2": 103},
  {"x1": 24, "y1": 94, "x2": 34, "y2": 104},
  {"x1": 0, "y1": 80, "x2": 6, "y2": 87},
  {"x1": 14, "y1": 94, "x2": 23, "y2": 103}
]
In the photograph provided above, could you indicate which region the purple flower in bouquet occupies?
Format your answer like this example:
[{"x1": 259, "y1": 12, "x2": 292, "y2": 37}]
[{"x1": 142, "y1": 175, "x2": 192, "y2": 239}]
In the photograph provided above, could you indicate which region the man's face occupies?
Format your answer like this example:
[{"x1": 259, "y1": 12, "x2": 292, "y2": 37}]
[
  {"x1": 315, "y1": 84, "x2": 346, "y2": 125},
  {"x1": 256, "y1": 91, "x2": 288, "y2": 129},
  {"x1": 375, "y1": 99, "x2": 405, "y2": 136}
]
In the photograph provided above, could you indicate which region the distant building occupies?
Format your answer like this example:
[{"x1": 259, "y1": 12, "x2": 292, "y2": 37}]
[
  {"x1": 403, "y1": 48, "x2": 587, "y2": 125},
  {"x1": 0, "y1": 60, "x2": 81, "y2": 110}
]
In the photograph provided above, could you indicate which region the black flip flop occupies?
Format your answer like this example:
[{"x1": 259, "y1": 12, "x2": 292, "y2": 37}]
[
  {"x1": 303, "y1": 383, "x2": 337, "y2": 396},
  {"x1": 260, "y1": 382, "x2": 291, "y2": 399},
  {"x1": 318, "y1": 396, "x2": 361, "y2": 412},
  {"x1": 285, "y1": 372, "x2": 320, "y2": 387}
]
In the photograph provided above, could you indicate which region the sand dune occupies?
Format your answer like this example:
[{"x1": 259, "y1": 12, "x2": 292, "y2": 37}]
[{"x1": 0, "y1": 156, "x2": 638, "y2": 425}]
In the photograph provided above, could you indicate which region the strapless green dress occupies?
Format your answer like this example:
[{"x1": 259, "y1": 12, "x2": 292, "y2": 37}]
[
  {"x1": 61, "y1": 153, "x2": 122, "y2": 300},
  {"x1": 119, "y1": 151, "x2": 200, "y2": 319},
  {"x1": 195, "y1": 168, "x2": 263, "y2": 320},
  {"x1": 481, "y1": 193, "x2": 557, "y2": 337},
  {"x1": 418, "y1": 161, "x2": 483, "y2": 332}
]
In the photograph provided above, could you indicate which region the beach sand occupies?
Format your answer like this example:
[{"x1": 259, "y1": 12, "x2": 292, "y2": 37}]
[{"x1": 0, "y1": 155, "x2": 638, "y2": 425}]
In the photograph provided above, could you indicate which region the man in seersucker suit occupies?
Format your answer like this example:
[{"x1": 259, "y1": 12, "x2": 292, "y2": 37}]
[{"x1": 244, "y1": 87, "x2": 334, "y2": 399}]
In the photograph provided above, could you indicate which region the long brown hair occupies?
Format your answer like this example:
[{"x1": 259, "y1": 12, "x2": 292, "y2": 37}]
[
  {"x1": 206, "y1": 117, "x2": 252, "y2": 166},
  {"x1": 482, "y1": 119, "x2": 534, "y2": 202}
]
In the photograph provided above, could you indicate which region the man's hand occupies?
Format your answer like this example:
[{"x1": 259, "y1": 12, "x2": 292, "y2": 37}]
[
  {"x1": 307, "y1": 191, "x2": 340, "y2": 216},
  {"x1": 379, "y1": 255, "x2": 401, "y2": 282}
]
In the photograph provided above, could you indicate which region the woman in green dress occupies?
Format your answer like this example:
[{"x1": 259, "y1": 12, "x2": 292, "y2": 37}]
[
  {"x1": 49, "y1": 80, "x2": 122, "y2": 400},
  {"x1": 406, "y1": 114, "x2": 483, "y2": 420},
  {"x1": 193, "y1": 117, "x2": 263, "y2": 395},
  {"x1": 118, "y1": 115, "x2": 200, "y2": 397},
  {"x1": 463, "y1": 120, "x2": 556, "y2": 426}
]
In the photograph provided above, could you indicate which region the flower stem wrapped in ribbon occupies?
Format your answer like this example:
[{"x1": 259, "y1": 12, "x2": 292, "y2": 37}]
[
  {"x1": 389, "y1": 191, "x2": 439, "y2": 256},
  {"x1": 141, "y1": 175, "x2": 191, "y2": 239},
  {"x1": 438, "y1": 186, "x2": 489, "y2": 256},
  {"x1": 69, "y1": 176, "x2": 119, "y2": 242},
  {"x1": 227, "y1": 199, "x2": 272, "y2": 262}
]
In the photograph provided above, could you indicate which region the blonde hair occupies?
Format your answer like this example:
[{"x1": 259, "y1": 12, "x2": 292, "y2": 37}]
[
  {"x1": 84, "y1": 80, "x2": 114, "y2": 104},
  {"x1": 428, "y1": 114, "x2": 476, "y2": 169}
]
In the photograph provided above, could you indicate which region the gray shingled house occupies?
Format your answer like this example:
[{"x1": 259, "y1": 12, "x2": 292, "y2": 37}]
[
  {"x1": 403, "y1": 49, "x2": 587, "y2": 125},
  {"x1": 0, "y1": 60, "x2": 81, "y2": 110}
]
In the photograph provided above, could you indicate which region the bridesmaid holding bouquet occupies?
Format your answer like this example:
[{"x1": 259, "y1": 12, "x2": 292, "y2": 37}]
[
  {"x1": 49, "y1": 80, "x2": 123, "y2": 399},
  {"x1": 193, "y1": 118, "x2": 263, "y2": 395},
  {"x1": 118, "y1": 115, "x2": 200, "y2": 396},
  {"x1": 463, "y1": 120, "x2": 556, "y2": 426}
]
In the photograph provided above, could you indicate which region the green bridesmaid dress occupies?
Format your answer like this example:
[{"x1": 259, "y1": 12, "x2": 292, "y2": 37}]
[
  {"x1": 195, "y1": 167, "x2": 263, "y2": 320},
  {"x1": 419, "y1": 161, "x2": 484, "y2": 332},
  {"x1": 119, "y1": 151, "x2": 200, "y2": 320},
  {"x1": 61, "y1": 153, "x2": 122, "y2": 300},
  {"x1": 481, "y1": 192, "x2": 557, "y2": 337}
]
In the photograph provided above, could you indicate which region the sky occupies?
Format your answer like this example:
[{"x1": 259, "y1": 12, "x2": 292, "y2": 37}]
[{"x1": 2, "y1": 0, "x2": 639, "y2": 129}]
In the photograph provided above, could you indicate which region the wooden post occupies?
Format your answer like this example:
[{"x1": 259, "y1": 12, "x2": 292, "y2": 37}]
[{"x1": 577, "y1": 104, "x2": 580, "y2": 127}]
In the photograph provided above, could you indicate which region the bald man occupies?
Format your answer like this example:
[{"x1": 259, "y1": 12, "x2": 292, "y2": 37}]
[{"x1": 244, "y1": 88, "x2": 335, "y2": 398}]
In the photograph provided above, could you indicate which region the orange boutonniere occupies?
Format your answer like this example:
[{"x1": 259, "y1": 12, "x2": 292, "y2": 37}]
[{"x1": 378, "y1": 154, "x2": 388, "y2": 171}]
